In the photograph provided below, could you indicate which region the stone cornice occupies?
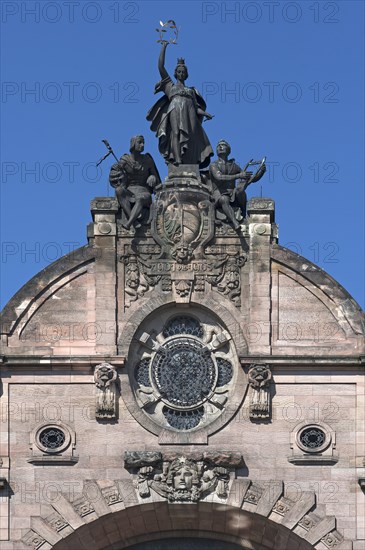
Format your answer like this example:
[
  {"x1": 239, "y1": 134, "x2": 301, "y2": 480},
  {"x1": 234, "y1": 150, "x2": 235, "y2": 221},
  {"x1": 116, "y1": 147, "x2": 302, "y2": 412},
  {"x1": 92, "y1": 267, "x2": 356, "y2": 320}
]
[
  {"x1": 0, "y1": 355, "x2": 125, "y2": 369},
  {"x1": 240, "y1": 355, "x2": 365, "y2": 367}
]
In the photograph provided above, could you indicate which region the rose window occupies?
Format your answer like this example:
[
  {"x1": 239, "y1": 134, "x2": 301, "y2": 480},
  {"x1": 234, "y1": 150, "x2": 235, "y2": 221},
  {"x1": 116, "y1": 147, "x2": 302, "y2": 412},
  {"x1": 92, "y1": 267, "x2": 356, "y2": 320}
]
[
  {"x1": 133, "y1": 315, "x2": 236, "y2": 431},
  {"x1": 153, "y1": 337, "x2": 215, "y2": 407}
]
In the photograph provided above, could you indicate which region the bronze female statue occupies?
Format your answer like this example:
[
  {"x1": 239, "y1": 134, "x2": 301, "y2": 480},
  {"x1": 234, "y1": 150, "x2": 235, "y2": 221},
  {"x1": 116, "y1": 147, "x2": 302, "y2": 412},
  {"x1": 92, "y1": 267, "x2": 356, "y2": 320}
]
[{"x1": 147, "y1": 42, "x2": 214, "y2": 169}]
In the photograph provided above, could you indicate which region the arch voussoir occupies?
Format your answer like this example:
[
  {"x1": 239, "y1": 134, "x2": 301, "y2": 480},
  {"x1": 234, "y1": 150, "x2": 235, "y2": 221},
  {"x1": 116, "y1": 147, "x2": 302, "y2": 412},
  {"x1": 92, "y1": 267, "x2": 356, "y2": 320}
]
[{"x1": 20, "y1": 478, "x2": 351, "y2": 550}]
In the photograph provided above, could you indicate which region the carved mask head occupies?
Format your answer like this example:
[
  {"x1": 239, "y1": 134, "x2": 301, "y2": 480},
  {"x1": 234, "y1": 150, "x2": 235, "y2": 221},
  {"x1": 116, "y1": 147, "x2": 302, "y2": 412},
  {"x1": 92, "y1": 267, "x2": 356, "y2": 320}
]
[
  {"x1": 94, "y1": 363, "x2": 117, "y2": 388},
  {"x1": 127, "y1": 262, "x2": 139, "y2": 288},
  {"x1": 248, "y1": 364, "x2": 271, "y2": 388},
  {"x1": 168, "y1": 459, "x2": 198, "y2": 492}
]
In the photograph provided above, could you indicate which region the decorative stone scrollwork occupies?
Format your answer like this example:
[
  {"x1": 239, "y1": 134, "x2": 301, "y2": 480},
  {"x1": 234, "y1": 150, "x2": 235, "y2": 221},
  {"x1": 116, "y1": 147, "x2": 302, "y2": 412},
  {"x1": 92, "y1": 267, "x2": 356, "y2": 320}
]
[
  {"x1": 174, "y1": 279, "x2": 192, "y2": 298},
  {"x1": 121, "y1": 255, "x2": 157, "y2": 308},
  {"x1": 72, "y1": 496, "x2": 95, "y2": 517},
  {"x1": 248, "y1": 363, "x2": 272, "y2": 419},
  {"x1": 151, "y1": 185, "x2": 215, "y2": 264},
  {"x1": 124, "y1": 451, "x2": 243, "y2": 502},
  {"x1": 94, "y1": 362, "x2": 119, "y2": 419},
  {"x1": 120, "y1": 239, "x2": 247, "y2": 307},
  {"x1": 206, "y1": 251, "x2": 246, "y2": 306},
  {"x1": 321, "y1": 533, "x2": 344, "y2": 548},
  {"x1": 46, "y1": 512, "x2": 69, "y2": 532}
]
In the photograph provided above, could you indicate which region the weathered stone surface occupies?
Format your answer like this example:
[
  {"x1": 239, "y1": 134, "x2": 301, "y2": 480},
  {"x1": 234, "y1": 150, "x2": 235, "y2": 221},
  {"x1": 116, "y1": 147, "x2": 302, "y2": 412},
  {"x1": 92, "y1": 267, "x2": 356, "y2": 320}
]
[
  {"x1": 282, "y1": 492, "x2": 316, "y2": 529},
  {"x1": 30, "y1": 517, "x2": 62, "y2": 545},
  {"x1": 305, "y1": 516, "x2": 337, "y2": 545},
  {"x1": 2, "y1": 191, "x2": 363, "y2": 549},
  {"x1": 256, "y1": 481, "x2": 283, "y2": 517},
  {"x1": 124, "y1": 451, "x2": 162, "y2": 468},
  {"x1": 50, "y1": 494, "x2": 85, "y2": 530},
  {"x1": 202, "y1": 451, "x2": 244, "y2": 467}
]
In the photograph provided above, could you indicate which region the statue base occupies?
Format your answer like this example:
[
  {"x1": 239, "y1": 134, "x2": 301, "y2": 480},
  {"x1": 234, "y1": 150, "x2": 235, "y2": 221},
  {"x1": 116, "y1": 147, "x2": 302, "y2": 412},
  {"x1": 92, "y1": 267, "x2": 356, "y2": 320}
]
[{"x1": 167, "y1": 163, "x2": 201, "y2": 180}]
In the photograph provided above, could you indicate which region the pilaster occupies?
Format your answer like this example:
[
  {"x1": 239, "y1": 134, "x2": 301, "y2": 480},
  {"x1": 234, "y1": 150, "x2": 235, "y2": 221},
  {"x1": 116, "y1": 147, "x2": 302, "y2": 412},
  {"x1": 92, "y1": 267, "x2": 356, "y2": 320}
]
[
  {"x1": 247, "y1": 198, "x2": 276, "y2": 355},
  {"x1": 89, "y1": 198, "x2": 119, "y2": 355}
]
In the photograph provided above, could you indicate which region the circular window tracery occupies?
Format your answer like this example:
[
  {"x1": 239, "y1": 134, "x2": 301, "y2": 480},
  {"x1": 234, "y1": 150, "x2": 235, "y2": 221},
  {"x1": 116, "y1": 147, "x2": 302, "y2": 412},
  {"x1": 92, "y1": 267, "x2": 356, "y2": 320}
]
[
  {"x1": 39, "y1": 428, "x2": 65, "y2": 450},
  {"x1": 131, "y1": 313, "x2": 237, "y2": 433},
  {"x1": 163, "y1": 316, "x2": 204, "y2": 339},
  {"x1": 135, "y1": 358, "x2": 151, "y2": 387},
  {"x1": 152, "y1": 337, "x2": 216, "y2": 407},
  {"x1": 299, "y1": 427, "x2": 325, "y2": 449},
  {"x1": 296, "y1": 424, "x2": 330, "y2": 454},
  {"x1": 163, "y1": 406, "x2": 204, "y2": 430},
  {"x1": 216, "y1": 357, "x2": 233, "y2": 387},
  {"x1": 34, "y1": 423, "x2": 72, "y2": 454}
]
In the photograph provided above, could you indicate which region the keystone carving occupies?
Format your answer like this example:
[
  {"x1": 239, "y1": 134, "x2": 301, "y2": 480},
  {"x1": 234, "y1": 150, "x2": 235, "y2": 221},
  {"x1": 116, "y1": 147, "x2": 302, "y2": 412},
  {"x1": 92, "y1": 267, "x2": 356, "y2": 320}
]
[{"x1": 124, "y1": 451, "x2": 243, "y2": 502}]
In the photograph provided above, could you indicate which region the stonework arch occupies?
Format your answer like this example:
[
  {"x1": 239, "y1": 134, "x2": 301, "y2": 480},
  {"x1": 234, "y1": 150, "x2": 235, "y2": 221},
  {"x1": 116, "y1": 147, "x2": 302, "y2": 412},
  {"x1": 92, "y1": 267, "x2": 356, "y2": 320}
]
[
  {"x1": 271, "y1": 244, "x2": 365, "y2": 337},
  {"x1": 125, "y1": 539, "x2": 248, "y2": 550},
  {"x1": 117, "y1": 294, "x2": 249, "y2": 357},
  {"x1": 1, "y1": 245, "x2": 95, "y2": 337},
  {"x1": 21, "y1": 478, "x2": 351, "y2": 550}
]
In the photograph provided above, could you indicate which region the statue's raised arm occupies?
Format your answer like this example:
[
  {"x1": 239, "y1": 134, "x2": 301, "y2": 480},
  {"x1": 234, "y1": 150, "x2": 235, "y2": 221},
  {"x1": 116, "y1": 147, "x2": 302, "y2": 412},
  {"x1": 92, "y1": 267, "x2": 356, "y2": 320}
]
[{"x1": 158, "y1": 42, "x2": 169, "y2": 81}]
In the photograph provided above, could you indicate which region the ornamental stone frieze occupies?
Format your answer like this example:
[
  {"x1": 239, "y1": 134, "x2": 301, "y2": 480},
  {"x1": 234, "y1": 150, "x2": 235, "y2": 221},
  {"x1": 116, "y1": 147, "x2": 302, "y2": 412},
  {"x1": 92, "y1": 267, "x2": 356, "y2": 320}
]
[{"x1": 124, "y1": 450, "x2": 244, "y2": 502}]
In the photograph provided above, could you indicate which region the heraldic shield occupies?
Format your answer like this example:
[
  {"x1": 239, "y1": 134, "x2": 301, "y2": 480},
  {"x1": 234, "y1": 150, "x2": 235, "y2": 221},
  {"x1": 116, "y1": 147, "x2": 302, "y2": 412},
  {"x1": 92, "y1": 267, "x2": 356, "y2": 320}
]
[{"x1": 151, "y1": 184, "x2": 215, "y2": 263}]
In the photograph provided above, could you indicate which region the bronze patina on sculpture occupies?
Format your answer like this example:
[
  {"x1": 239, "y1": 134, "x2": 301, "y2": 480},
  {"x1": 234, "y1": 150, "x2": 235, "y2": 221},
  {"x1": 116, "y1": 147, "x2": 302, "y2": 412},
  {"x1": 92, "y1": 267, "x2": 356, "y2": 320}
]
[
  {"x1": 109, "y1": 135, "x2": 160, "y2": 229},
  {"x1": 146, "y1": 44, "x2": 214, "y2": 168},
  {"x1": 97, "y1": 20, "x2": 267, "y2": 237},
  {"x1": 147, "y1": 19, "x2": 213, "y2": 168},
  {"x1": 210, "y1": 140, "x2": 266, "y2": 229}
]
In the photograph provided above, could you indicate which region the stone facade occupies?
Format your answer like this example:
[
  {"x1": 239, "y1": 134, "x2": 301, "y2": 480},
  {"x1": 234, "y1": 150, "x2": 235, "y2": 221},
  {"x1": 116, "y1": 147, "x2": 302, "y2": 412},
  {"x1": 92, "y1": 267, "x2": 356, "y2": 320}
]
[{"x1": 0, "y1": 191, "x2": 364, "y2": 550}]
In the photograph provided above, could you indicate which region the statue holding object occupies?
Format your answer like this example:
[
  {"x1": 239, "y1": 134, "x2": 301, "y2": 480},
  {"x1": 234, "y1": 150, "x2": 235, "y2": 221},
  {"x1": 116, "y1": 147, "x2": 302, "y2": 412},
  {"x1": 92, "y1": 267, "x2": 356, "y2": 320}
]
[
  {"x1": 209, "y1": 140, "x2": 267, "y2": 229},
  {"x1": 147, "y1": 41, "x2": 214, "y2": 168},
  {"x1": 109, "y1": 135, "x2": 161, "y2": 229}
]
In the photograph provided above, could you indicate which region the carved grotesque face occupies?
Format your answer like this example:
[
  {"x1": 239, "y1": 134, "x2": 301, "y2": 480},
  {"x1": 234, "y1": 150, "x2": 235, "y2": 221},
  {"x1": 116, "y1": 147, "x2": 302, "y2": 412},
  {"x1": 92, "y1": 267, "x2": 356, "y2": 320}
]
[
  {"x1": 177, "y1": 246, "x2": 189, "y2": 260},
  {"x1": 128, "y1": 265, "x2": 139, "y2": 288},
  {"x1": 252, "y1": 366, "x2": 269, "y2": 381},
  {"x1": 172, "y1": 245, "x2": 192, "y2": 263},
  {"x1": 97, "y1": 366, "x2": 113, "y2": 383}
]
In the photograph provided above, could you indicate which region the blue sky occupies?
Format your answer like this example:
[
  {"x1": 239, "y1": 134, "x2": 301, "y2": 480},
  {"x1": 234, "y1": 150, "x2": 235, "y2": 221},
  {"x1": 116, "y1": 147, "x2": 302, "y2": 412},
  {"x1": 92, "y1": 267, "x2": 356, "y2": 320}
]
[{"x1": 1, "y1": 0, "x2": 364, "y2": 310}]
